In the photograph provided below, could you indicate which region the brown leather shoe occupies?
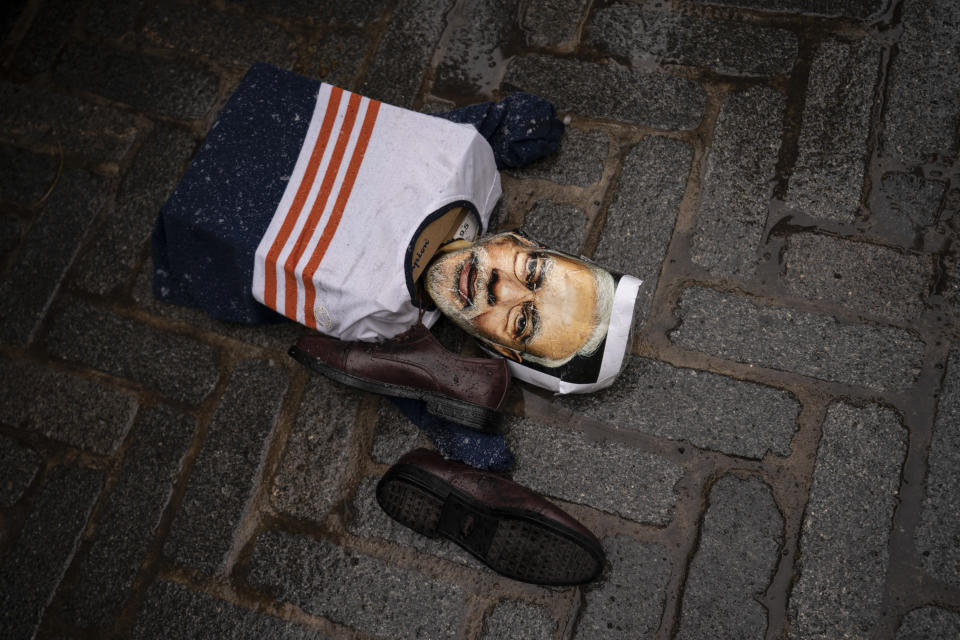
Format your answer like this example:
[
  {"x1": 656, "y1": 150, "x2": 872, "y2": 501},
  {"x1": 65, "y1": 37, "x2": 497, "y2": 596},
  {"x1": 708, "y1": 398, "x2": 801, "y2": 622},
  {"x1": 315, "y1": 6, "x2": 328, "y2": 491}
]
[
  {"x1": 376, "y1": 448, "x2": 605, "y2": 585},
  {"x1": 289, "y1": 324, "x2": 509, "y2": 433}
]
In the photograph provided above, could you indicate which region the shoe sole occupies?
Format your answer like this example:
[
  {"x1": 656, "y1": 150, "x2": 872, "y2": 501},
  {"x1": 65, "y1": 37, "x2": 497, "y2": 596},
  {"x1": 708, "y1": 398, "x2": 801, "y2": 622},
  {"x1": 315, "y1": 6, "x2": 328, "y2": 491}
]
[
  {"x1": 289, "y1": 345, "x2": 502, "y2": 434},
  {"x1": 376, "y1": 464, "x2": 605, "y2": 586}
]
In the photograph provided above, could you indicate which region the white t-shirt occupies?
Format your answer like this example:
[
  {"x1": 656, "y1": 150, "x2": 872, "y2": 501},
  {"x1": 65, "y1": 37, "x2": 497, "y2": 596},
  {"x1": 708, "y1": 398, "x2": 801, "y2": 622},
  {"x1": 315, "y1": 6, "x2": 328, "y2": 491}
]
[{"x1": 252, "y1": 83, "x2": 501, "y2": 341}]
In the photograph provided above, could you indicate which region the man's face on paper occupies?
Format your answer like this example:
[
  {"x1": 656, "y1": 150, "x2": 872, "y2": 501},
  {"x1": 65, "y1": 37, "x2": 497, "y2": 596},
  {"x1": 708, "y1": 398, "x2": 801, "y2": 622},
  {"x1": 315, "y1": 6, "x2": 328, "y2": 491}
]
[{"x1": 425, "y1": 232, "x2": 613, "y2": 366}]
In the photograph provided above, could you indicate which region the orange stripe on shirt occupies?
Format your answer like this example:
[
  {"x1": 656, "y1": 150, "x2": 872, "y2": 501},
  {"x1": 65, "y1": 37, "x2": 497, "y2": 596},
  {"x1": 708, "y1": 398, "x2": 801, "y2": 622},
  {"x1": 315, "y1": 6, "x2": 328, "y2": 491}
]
[
  {"x1": 302, "y1": 99, "x2": 381, "y2": 329},
  {"x1": 263, "y1": 86, "x2": 343, "y2": 310},
  {"x1": 282, "y1": 92, "x2": 363, "y2": 321}
]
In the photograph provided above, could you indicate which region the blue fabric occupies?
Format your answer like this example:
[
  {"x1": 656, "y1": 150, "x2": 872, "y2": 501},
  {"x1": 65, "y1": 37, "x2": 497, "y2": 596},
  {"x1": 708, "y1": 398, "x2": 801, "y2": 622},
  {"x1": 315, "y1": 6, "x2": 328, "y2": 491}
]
[
  {"x1": 435, "y1": 93, "x2": 564, "y2": 170},
  {"x1": 152, "y1": 62, "x2": 316, "y2": 324},
  {"x1": 387, "y1": 397, "x2": 515, "y2": 471}
]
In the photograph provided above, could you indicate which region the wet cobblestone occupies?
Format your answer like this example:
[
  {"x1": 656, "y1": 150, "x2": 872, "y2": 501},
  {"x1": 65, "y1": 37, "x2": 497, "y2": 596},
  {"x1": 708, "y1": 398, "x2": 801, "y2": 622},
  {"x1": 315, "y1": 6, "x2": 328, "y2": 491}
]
[
  {"x1": 43, "y1": 301, "x2": 220, "y2": 404},
  {"x1": 785, "y1": 39, "x2": 880, "y2": 223},
  {"x1": 164, "y1": 359, "x2": 287, "y2": 574},
  {"x1": 0, "y1": 169, "x2": 107, "y2": 344},
  {"x1": 520, "y1": 0, "x2": 589, "y2": 49},
  {"x1": 690, "y1": 86, "x2": 784, "y2": 280},
  {"x1": 143, "y1": 2, "x2": 297, "y2": 69},
  {"x1": 508, "y1": 416, "x2": 683, "y2": 525},
  {"x1": 676, "y1": 476, "x2": 783, "y2": 639},
  {"x1": 61, "y1": 404, "x2": 195, "y2": 627},
  {"x1": 672, "y1": 287, "x2": 926, "y2": 391},
  {"x1": 271, "y1": 375, "x2": 361, "y2": 523},
  {"x1": 781, "y1": 232, "x2": 934, "y2": 324},
  {"x1": 0, "y1": 357, "x2": 137, "y2": 454},
  {"x1": 480, "y1": 600, "x2": 555, "y2": 640},
  {"x1": 559, "y1": 356, "x2": 798, "y2": 458},
  {"x1": 788, "y1": 402, "x2": 906, "y2": 639},
  {"x1": 916, "y1": 347, "x2": 960, "y2": 588},
  {"x1": 895, "y1": 606, "x2": 960, "y2": 639},
  {"x1": 588, "y1": 5, "x2": 798, "y2": 77},
  {"x1": 881, "y1": 0, "x2": 960, "y2": 166},
  {"x1": 575, "y1": 536, "x2": 672, "y2": 639},
  {"x1": 593, "y1": 135, "x2": 693, "y2": 323},
  {"x1": 0, "y1": 435, "x2": 40, "y2": 507},
  {"x1": 0, "y1": 81, "x2": 140, "y2": 167},
  {"x1": 73, "y1": 124, "x2": 195, "y2": 295},
  {"x1": 55, "y1": 42, "x2": 220, "y2": 120},
  {"x1": 504, "y1": 55, "x2": 706, "y2": 129},
  {"x1": 249, "y1": 529, "x2": 465, "y2": 639},
  {"x1": 521, "y1": 200, "x2": 587, "y2": 255},
  {"x1": 0, "y1": 465, "x2": 103, "y2": 639},
  {"x1": 133, "y1": 580, "x2": 327, "y2": 639}
]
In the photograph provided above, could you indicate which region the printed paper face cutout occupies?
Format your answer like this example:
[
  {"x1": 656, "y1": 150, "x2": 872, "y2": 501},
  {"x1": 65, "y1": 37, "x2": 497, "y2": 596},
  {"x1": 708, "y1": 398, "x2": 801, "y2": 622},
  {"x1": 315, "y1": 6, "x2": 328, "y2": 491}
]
[{"x1": 426, "y1": 231, "x2": 616, "y2": 367}]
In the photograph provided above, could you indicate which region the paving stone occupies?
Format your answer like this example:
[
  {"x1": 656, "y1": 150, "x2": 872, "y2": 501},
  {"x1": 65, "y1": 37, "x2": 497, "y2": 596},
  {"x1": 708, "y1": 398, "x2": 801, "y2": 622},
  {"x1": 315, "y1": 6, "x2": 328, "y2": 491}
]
[
  {"x1": 164, "y1": 359, "x2": 287, "y2": 574},
  {"x1": 507, "y1": 417, "x2": 683, "y2": 525},
  {"x1": 521, "y1": 200, "x2": 587, "y2": 256},
  {"x1": 690, "y1": 86, "x2": 784, "y2": 280},
  {"x1": 43, "y1": 301, "x2": 219, "y2": 405},
  {"x1": 0, "y1": 144, "x2": 59, "y2": 205},
  {"x1": 0, "y1": 168, "x2": 107, "y2": 345},
  {"x1": 370, "y1": 398, "x2": 426, "y2": 465},
  {"x1": 481, "y1": 600, "x2": 555, "y2": 640},
  {"x1": 671, "y1": 287, "x2": 925, "y2": 391},
  {"x1": 558, "y1": 356, "x2": 798, "y2": 458},
  {"x1": 594, "y1": 135, "x2": 692, "y2": 324},
  {"x1": 0, "y1": 81, "x2": 140, "y2": 167},
  {"x1": 60, "y1": 404, "x2": 195, "y2": 628},
  {"x1": 73, "y1": 124, "x2": 195, "y2": 295},
  {"x1": 0, "y1": 0, "x2": 29, "y2": 45},
  {"x1": 574, "y1": 536, "x2": 672, "y2": 639},
  {"x1": 271, "y1": 375, "x2": 361, "y2": 523},
  {"x1": 84, "y1": 0, "x2": 144, "y2": 38},
  {"x1": 782, "y1": 233, "x2": 934, "y2": 324},
  {"x1": 520, "y1": 0, "x2": 590, "y2": 48},
  {"x1": 895, "y1": 606, "x2": 960, "y2": 640},
  {"x1": 785, "y1": 39, "x2": 880, "y2": 222},
  {"x1": 227, "y1": 0, "x2": 389, "y2": 24},
  {"x1": 248, "y1": 529, "x2": 465, "y2": 639},
  {"x1": 504, "y1": 55, "x2": 706, "y2": 129},
  {"x1": 133, "y1": 580, "x2": 328, "y2": 640},
  {"x1": 0, "y1": 215, "x2": 20, "y2": 262},
  {"x1": 362, "y1": 0, "x2": 454, "y2": 107},
  {"x1": 788, "y1": 402, "x2": 906, "y2": 639},
  {"x1": 916, "y1": 346, "x2": 960, "y2": 588},
  {"x1": 0, "y1": 465, "x2": 103, "y2": 639},
  {"x1": 12, "y1": 0, "x2": 79, "y2": 75},
  {"x1": 143, "y1": 2, "x2": 296, "y2": 68},
  {"x1": 882, "y1": 0, "x2": 960, "y2": 166},
  {"x1": 588, "y1": 6, "x2": 797, "y2": 77},
  {"x1": 675, "y1": 476, "x2": 783, "y2": 639},
  {"x1": 688, "y1": 0, "x2": 886, "y2": 19},
  {"x1": 0, "y1": 435, "x2": 40, "y2": 507},
  {"x1": 346, "y1": 475, "x2": 483, "y2": 570},
  {"x1": 949, "y1": 251, "x2": 960, "y2": 315},
  {"x1": 0, "y1": 357, "x2": 137, "y2": 455},
  {"x1": 309, "y1": 31, "x2": 369, "y2": 90},
  {"x1": 869, "y1": 172, "x2": 946, "y2": 242},
  {"x1": 507, "y1": 127, "x2": 608, "y2": 187},
  {"x1": 55, "y1": 42, "x2": 220, "y2": 120},
  {"x1": 435, "y1": 0, "x2": 519, "y2": 97}
]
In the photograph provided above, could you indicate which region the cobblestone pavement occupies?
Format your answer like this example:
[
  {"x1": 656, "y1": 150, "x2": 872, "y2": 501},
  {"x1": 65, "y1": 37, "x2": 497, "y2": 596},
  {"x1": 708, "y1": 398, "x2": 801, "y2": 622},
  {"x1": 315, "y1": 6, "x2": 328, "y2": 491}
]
[{"x1": 1, "y1": 0, "x2": 958, "y2": 638}]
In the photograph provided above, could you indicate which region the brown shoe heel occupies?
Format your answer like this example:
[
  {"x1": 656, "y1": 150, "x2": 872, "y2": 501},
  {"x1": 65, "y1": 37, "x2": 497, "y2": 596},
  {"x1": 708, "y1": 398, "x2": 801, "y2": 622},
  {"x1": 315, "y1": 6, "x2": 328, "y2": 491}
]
[
  {"x1": 376, "y1": 463, "x2": 605, "y2": 586},
  {"x1": 288, "y1": 344, "x2": 502, "y2": 433}
]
